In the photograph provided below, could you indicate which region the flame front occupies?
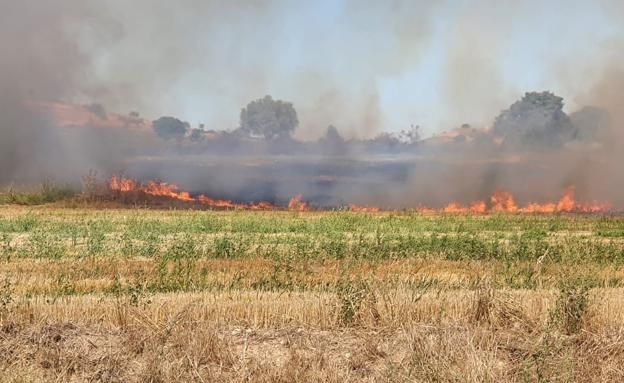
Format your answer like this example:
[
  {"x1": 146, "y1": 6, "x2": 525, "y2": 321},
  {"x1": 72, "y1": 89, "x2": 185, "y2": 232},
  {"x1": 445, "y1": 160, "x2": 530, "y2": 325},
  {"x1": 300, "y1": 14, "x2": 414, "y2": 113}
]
[
  {"x1": 287, "y1": 194, "x2": 309, "y2": 211},
  {"x1": 109, "y1": 176, "x2": 276, "y2": 210},
  {"x1": 109, "y1": 176, "x2": 137, "y2": 192},
  {"x1": 442, "y1": 201, "x2": 487, "y2": 214},
  {"x1": 349, "y1": 204, "x2": 381, "y2": 212},
  {"x1": 108, "y1": 176, "x2": 611, "y2": 213},
  {"x1": 435, "y1": 186, "x2": 609, "y2": 214}
]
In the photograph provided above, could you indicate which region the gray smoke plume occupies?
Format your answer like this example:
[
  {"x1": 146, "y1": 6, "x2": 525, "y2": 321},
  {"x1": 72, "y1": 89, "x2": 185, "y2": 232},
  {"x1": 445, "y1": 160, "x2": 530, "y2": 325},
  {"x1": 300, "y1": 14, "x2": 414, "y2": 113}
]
[
  {"x1": 1, "y1": 1, "x2": 624, "y2": 209},
  {"x1": 0, "y1": 1, "x2": 87, "y2": 183},
  {"x1": 0, "y1": 1, "x2": 161, "y2": 185}
]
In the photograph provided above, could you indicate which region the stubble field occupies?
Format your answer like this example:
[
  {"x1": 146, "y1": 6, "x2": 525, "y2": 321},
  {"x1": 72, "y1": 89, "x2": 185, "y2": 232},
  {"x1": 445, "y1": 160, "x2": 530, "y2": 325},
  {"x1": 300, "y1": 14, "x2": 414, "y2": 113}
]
[{"x1": 1, "y1": 205, "x2": 624, "y2": 382}]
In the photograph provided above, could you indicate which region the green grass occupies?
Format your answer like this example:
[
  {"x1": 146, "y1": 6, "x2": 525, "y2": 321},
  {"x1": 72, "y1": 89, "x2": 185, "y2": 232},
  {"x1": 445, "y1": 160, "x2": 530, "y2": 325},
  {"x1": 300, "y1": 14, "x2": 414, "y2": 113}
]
[
  {"x1": 0, "y1": 181, "x2": 75, "y2": 205},
  {"x1": 1, "y1": 207, "x2": 624, "y2": 295},
  {"x1": 1, "y1": 209, "x2": 622, "y2": 261},
  {"x1": 1, "y1": 206, "x2": 623, "y2": 382}
]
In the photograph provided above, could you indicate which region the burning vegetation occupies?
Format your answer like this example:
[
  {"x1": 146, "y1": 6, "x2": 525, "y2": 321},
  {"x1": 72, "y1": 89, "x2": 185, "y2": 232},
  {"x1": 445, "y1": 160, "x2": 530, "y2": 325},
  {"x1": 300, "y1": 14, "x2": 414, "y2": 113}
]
[
  {"x1": 108, "y1": 176, "x2": 279, "y2": 210},
  {"x1": 440, "y1": 187, "x2": 610, "y2": 214},
  {"x1": 3, "y1": 81, "x2": 624, "y2": 214},
  {"x1": 105, "y1": 175, "x2": 610, "y2": 214},
  {"x1": 3, "y1": 89, "x2": 618, "y2": 214}
]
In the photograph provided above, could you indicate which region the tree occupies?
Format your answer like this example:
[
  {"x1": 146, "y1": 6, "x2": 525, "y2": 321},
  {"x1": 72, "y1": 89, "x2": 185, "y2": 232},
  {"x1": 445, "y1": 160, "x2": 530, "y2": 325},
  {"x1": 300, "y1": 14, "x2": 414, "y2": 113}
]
[
  {"x1": 324, "y1": 125, "x2": 344, "y2": 143},
  {"x1": 189, "y1": 128, "x2": 204, "y2": 142},
  {"x1": 84, "y1": 103, "x2": 107, "y2": 119},
  {"x1": 493, "y1": 91, "x2": 575, "y2": 148},
  {"x1": 397, "y1": 124, "x2": 421, "y2": 144},
  {"x1": 319, "y1": 125, "x2": 347, "y2": 155},
  {"x1": 240, "y1": 95, "x2": 298, "y2": 140},
  {"x1": 152, "y1": 116, "x2": 189, "y2": 141}
]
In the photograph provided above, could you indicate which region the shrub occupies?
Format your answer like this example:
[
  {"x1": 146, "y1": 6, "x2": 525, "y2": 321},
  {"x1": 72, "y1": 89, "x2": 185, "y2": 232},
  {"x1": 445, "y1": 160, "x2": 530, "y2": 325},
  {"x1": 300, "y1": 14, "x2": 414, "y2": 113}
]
[{"x1": 550, "y1": 280, "x2": 590, "y2": 335}]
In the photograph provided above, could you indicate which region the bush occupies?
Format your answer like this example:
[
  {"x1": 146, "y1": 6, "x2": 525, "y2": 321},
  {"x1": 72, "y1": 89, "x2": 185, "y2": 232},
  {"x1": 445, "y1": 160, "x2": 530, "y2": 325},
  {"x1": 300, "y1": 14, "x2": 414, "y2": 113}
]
[
  {"x1": 0, "y1": 181, "x2": 75, "y2": 205},
  {"x1": 550, "y1": 280, "x2": 590, "y2": 335},
  {"x1": 336, "y1": 279, "x2": 379, "y2": 326}
]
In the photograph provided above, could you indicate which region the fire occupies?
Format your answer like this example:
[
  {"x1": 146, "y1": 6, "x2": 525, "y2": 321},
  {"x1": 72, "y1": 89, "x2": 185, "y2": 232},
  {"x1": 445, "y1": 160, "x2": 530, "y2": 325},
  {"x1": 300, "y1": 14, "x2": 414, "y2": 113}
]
[
  {"x1": 469, "y1": 201, "x2": 488, "y2": 214},
  {"x1": 288, "y1": 194, "x2": 309, "y2": 211},
  {"x1": 108, "y1": 176, "x2": 611, "y2": 214},
  {"x1": 491, "y1": 191, "x2": 519, "y2": 213},
  {"x1": 557, "y1": 187, "x2": 576, "y2": 212},
  {"x1": 516, "y1": 187, "x2": 609, "y2": 213},
  {"x1": 142, "y1": 180, "x2": 193, "y2": 201},
  {"x1": 108, "y1": 176, "x2": 277, "y2": 210},
  {"x1": 109, "y1": 176, "x2": 137, "y2": 192},
  {"x1": 349, "y1": 204, "x2": 381, "y2": 212},
  {"x1": 442, "y1": 202, "x2": 466, "y2": 214},
  {"x1": 442, "y1": 201, "x2": 487, "y2": 214},
  {"x1": 421, "y1": 186, "x2": 610, "y2": 214}
]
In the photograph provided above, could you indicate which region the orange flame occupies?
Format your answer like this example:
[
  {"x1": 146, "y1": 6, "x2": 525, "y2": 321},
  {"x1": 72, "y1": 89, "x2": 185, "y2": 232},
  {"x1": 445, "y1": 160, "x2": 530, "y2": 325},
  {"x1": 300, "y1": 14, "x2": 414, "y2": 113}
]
[
  {"x1": 108, "y1": 176, "x2": 277, "y2": 210},
  {"x1": 491, "y1": 190, "x2": 519, "y2": 213},
  {"x1": 442, "y1": 201, "x2": 487, "y2": 214},
  {"x1": 349, "y1": 204, "x2": 381, "y2": 212},
  {"x1": 516, "y1": 187, "x2": 609, "y2": 213},
  {"x1": 420, "y1": 186, "x2": 610, "y2": 214},
  {"x1": 288, "y1": 194, "x2": 309, "y2": 211},
  {"x1": 108, "y1": 176, "x2": 611, "y2": 214},
  {"x1": 109, "y1": 176, "x2": 137, "y2": 192}
]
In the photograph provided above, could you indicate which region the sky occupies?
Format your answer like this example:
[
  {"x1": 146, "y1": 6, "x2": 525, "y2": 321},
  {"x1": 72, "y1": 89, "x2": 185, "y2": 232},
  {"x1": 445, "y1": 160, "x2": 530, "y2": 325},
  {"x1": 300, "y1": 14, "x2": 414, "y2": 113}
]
[{"x1": 61, "y1": 0, "x2": 624, "y2": 138}]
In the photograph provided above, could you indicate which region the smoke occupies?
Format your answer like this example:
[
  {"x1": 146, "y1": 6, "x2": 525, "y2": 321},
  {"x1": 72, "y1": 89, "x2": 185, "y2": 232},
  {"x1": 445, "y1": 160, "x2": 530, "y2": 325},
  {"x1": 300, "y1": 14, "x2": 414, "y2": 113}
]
[
  {"x1": 0, "y1": 1, "x2": 86, "y2": 182},
  {"x1": 1, "y1": 1, "x2": 624, "y2": 209},
  {"x1": 0, "y1": 1, "x2": 134, "y2": 184},
  {"x1": 0, "y1": 1, "x2": 162, "y2": 185},
  {"x1": 569, "y1": 62, "x2": 624, "y2": 206},
  {"x1": 84, "y1": 103, "x2": 108, "y2": 120},
  {"x1": 69, "y1": 0, "x2": 444, "y2": 139}
]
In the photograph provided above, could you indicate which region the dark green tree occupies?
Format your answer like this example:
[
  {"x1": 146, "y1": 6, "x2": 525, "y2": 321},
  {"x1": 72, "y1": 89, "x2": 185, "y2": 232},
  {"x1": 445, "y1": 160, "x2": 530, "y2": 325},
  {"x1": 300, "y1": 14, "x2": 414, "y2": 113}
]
[
  {"x1": 240, "y1": 95, "x2": 298, "y2": 140},
  {"x1": 493, "y1": 91, "x2": 575, "y2": 148},
  {"x1": 152, "y1": 116, "x2": 189, "y2": 141}
]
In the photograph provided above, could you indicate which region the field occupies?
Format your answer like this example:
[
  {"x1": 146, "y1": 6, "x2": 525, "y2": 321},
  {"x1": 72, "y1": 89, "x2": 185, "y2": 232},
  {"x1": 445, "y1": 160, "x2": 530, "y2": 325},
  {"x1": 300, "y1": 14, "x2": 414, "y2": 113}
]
[{"x1": 2, "y1": 205, "x2": 624, "y2": 382}]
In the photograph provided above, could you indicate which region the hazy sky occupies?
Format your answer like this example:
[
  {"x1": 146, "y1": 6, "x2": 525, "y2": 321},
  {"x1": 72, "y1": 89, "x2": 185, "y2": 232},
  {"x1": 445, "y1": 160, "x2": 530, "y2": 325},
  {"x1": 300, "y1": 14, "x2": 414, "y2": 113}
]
[{"x1": 55, "y1": 0, "x2": 624, "y2": 138}]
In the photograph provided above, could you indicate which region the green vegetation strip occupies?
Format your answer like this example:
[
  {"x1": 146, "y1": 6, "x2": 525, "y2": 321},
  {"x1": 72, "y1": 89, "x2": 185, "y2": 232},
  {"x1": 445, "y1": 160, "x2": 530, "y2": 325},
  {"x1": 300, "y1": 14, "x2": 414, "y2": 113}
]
[{"x1": 1, "y1": 207, "x2": 624, "y2": 295}]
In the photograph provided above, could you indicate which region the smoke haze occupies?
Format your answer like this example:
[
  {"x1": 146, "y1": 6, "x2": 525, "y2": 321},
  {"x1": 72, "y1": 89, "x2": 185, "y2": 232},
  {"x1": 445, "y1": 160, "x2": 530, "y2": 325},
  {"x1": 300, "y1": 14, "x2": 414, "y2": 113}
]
[{"x1": 1, "y1": 0, "x2": 623, "y2": 208}]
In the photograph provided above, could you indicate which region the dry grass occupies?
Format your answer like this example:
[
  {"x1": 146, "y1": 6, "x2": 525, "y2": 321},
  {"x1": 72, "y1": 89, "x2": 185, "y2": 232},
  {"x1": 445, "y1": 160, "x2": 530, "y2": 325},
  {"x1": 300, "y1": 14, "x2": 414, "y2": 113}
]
[
  {"x1": 1, "y1": 289, "x2": 624, "y2": 382},
  {"x1": 2, "y1": 206, "x2": 624, "y2": 381}
]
